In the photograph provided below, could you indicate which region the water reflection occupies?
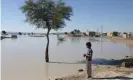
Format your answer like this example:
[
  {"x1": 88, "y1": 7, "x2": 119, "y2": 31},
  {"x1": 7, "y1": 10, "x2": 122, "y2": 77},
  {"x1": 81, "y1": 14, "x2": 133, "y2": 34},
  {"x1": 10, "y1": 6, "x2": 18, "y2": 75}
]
[
  {"x1": 2, "y1": 36, "x2": 133, "y2": 80},
  {"x1": 100, "y1": 38, "x2": 103, "y2": 53},
  {"x1": 128, "y1": 44, "x2": 133, "y2": 49},
  {"x1": 70, "y1": 37, "x2": 81, "y2": 43},
  {"x1": 89, "y1": 37, "x2": 101, "y2": 42},
  {"x1": 57, "y1": 40, "x2": 66, "y2": 46},
  {"x1": 82, "y1": 37, "x2": 89, "y2": 41},
  {"x1": 127, "y1": 44, "x2": 133, "y2": 55}
]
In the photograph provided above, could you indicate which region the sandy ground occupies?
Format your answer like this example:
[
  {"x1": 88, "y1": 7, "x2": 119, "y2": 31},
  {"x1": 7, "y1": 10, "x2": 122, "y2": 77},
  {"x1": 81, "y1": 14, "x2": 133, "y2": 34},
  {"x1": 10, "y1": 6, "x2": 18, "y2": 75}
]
[
  {"x1": 54, "y1": 65, "x2": 133, "y2": 80},
  {"x1": 108, "y1": 37, "x2": 133, "y2": 46}
]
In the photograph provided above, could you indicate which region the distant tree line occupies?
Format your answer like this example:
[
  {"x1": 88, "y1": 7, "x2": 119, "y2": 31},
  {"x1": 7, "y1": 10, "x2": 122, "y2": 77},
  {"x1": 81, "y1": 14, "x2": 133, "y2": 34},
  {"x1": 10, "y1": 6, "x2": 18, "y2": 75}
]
[{"x1": 70, "y1": 29, "x2": 81, "y2": 34}]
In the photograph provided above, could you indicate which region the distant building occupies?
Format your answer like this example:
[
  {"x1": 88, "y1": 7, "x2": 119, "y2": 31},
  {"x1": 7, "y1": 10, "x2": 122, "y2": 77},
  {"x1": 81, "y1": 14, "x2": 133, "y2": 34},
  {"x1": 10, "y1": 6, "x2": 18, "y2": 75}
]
[
  {"x1": 107, "y1": 32, "x2": 122, "y2": 37},
  {"x1": 117, "y1": 32, "x2": 121, "y2": 37},
  {"x1": 121, "y1": 32, "x2": 133, "y2": 39},
  {"x1": 107, "y1": 31, "x2": 133, "y2": 39},
  {"x1": 122, "y1": 33, "x2": 127, "y2": 39},
  {"x1": 81, "y1": 32, "x2": 88, "y2": 36},
  {"x1": 107, "y1": 32, "x2": 113, "y2": 37},
  {"x1": 112, "y1": 32, "x2": 119, "y2": 36}
]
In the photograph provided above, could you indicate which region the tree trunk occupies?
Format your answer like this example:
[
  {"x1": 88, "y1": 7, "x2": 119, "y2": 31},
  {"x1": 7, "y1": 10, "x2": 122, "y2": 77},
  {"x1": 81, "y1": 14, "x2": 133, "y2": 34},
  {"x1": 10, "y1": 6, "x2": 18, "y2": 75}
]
[{"x1": 45, "y1": 28, "x2": 51, "y2": 62}]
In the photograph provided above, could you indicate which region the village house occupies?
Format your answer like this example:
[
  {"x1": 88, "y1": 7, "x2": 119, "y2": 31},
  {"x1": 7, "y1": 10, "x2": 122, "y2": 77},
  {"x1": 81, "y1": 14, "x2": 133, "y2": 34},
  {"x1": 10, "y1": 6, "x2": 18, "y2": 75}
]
[
  {"x1": 121, "y1": 32, "x2": 133, "y2": 39},
  {"x1": 129, "y1": 32, "x2": 133, "y2": 39},
  {"x1": 122, "y1": 33, "x2": 127, "y2": 39},
  {"x1": 107, "y1": 32, "x2": 113, "y2": 37}
]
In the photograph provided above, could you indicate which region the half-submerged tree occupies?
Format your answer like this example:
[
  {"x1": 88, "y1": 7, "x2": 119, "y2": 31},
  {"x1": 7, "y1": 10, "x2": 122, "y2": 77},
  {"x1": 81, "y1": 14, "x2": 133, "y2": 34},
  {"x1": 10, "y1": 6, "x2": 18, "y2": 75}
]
[{"x1": 20, "y1": 0, "x2": 72, "y2": 62}]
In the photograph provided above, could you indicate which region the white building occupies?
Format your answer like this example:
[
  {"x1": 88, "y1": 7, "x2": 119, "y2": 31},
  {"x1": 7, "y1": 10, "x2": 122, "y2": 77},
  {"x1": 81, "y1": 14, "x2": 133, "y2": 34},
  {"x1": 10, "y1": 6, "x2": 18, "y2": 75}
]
[{"x1": 107, "y1": 32, "x2": 113, "y2": 37}]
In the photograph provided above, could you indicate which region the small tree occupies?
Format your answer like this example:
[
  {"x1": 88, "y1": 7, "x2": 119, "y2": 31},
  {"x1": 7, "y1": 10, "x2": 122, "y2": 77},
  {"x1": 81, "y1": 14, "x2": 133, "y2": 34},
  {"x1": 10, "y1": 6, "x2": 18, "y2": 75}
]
[
  {"x1": 112, "y1": 59, "x2": 114, "y2": 60},
  {"x1": 2, "y1": 31, "x2": 6, "y2": 35},
  {"x1": 73, "y1": 29, "x2": 81, "y2": 34},
  {"x1": 71, "y1": 31, "x2": 75, "y2": 35},
  {"x1": 18, "y1": 32, "x2": 22, "y2": 35},
  {"x1": 74, "y1": 29, "x2": 77, "y2": 34},
  {"x1": 77, "y1": 30, "x2": 81, "y2": 34},
  {"x1": 64, "y1": 32, "x2": 67, "y2": 34},
  {"x1": 20, "y1": 0, "x2": 72, "y2": 62},
  {"x1": 112, "y1": 32, "x2": 118, "y2": 36}
]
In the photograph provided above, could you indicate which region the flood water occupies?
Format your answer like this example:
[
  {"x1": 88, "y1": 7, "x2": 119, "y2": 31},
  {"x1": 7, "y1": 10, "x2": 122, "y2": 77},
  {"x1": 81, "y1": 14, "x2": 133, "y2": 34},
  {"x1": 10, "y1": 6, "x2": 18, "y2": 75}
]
[{"x1": 1, "y1": 35, "x2": 133, "y2": 80}]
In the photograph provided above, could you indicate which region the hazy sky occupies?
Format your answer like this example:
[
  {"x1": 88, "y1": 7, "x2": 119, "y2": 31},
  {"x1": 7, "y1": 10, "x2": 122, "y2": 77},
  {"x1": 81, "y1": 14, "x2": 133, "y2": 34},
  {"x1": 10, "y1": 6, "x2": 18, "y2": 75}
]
[{"x1": 1, "y1": 0, "x2": 133, "y2": 32}]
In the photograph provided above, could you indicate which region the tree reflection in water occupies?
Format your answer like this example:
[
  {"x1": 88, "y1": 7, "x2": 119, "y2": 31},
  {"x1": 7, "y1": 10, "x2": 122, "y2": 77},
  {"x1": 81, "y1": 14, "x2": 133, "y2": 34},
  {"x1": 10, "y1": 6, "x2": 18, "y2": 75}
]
[
  {"x1": 126, "y1": 44, "x2": 133, "y2": 55},
  {"x1": 70, "y1": 37, "x2": 81, "y2": 43},
  {"x1": 88, "y1": 37, "x2": 101, "y2": 42}
]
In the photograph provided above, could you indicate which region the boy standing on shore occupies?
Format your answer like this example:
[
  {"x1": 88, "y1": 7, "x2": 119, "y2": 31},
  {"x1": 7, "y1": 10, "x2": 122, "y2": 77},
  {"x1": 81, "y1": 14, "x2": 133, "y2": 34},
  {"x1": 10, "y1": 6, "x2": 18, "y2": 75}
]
[{"x1": 84, "y1": 42, "x2": 93, "y2": 78}]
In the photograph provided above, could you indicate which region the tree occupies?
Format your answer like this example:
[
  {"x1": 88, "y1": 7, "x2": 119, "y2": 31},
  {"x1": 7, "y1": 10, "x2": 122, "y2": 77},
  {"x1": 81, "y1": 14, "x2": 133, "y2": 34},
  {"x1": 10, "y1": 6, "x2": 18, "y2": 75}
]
[
  {"x1": 27, "y1": 33, "x2": 30, "y2": 35},
  {"x1": 73, "y1": 29, "x2": 81, "y2": 34},
  {"x1": 64, "y1": 32, "x2": 67, "y2": 34},
  {"x1": 70, "y1": 31, "x2": 75, "y2": 35},
  {"x1": 18, "y1": 32, "x2": 22, "y2": 35},
  {"x1": 74, "y1": 29, "x2": 77, "y2": 34},
  {"x1": 2, "y1": 30, "x2": 6, "y2": 35},
  {"x1": 112, "y1": 32, "x2": 118, "y2": 36},
  {"x1": 77, "y1": 30, "x2": 81, "y2": 34},
  {"x1": 112, "y1": 59, "x2": 114, "y2": 61},
  {"x1": 20, "y1": 0, "x2": 72, "y2": 62}
]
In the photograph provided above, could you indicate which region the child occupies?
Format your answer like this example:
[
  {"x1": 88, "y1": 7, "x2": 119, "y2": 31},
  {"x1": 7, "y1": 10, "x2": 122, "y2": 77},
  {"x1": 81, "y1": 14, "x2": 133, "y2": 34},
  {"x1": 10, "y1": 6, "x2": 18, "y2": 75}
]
[{"x1": 83, "y1": 42, "x2": 93, "y2": 78}]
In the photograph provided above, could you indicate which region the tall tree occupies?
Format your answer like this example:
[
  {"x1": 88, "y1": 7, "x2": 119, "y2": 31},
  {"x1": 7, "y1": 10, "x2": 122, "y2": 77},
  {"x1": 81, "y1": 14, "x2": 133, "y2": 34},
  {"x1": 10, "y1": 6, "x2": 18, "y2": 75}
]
[{"x1": 20, "y1": 0, "x2": 72, "y2": 62}]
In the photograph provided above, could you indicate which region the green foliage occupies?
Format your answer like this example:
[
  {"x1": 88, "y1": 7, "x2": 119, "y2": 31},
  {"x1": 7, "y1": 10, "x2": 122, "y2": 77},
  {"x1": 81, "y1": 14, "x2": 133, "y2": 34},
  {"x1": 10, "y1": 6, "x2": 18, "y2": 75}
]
[
  {"x1": 20, "y1": 0, "x2": 72, "y2": 62},
  {"x1": 20, "y1": 0, "x2": 73, "y2": 30},
  {"x1": 2, "y1": 31, "x2": 6, "y2": 35},
  {"x1": 18, "y1": 32, "x2": 22, "y2": 35},
  {"x1": 112, "y1": 32, "x2": 118, "y2": 36}
]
